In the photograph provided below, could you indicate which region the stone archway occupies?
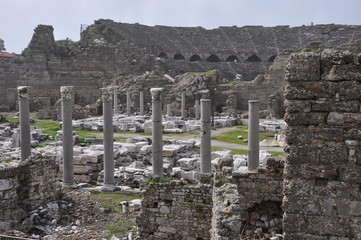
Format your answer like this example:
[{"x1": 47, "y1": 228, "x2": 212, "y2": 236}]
[
  {"x1": 174, "y1": 53, "x2": 185, "y2": 60},
  {"x1": 158, "y1": 52, "x2": 168, "y2": 58},
  {"x1": 226, "y1": 55, "x2": 239, "y2": 62},
  {"x1": 190, "y1": 54, "x2": 202, "y2": 62},
  {"x1": 207, "y1": 54, "x2": 221, "y2": 62},
  {"x1": 246, "y1": 54, "x2": 262, "y2": 62}
]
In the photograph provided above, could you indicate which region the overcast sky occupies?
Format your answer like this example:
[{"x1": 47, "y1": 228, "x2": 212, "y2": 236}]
[{"x1": 1, "y1": 0, "x2": 360, "y2": 53}]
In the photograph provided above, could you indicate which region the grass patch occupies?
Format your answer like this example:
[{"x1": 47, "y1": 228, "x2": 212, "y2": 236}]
[
  {"x1": 91, "y1": 192, "x2": 141, "y2": 213},
  {"x1": 114, "y1": 136, "x2": 127, "y2": 142},
  {"x1": 145, "y1": 177, "x2": 170, "y2": 186},
  {"x1": 194, "y1": 205, "x2": 204, "y2": 213},
  {"x1": 107, "y1": 219, "x2": 137, "y2": 233},
  {"x1": 32, "y1": 120, "x2": 60, "y2": 137},
  {"x1": 269, "y1": 151, "x2": 284, "y2": 156},
  {"x1": 163, "y1": 131, "x2": 199, "y2": 137},
  {"x1": 74, "y1": 130, "x2": 99, "y2": 143},
  {"x1": 211, "y1": 125, "x2": 274, "y2": 145},
  {"x1": 5, "y1": 117, "x2": 19, "y2": 122},
  {"x1": 1, "y1": 159, "x2": 14, "y2": 164}
]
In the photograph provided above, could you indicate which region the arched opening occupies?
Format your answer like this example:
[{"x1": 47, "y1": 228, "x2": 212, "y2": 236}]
[
  {"x1": 158, "y1": 52, "x2": 168, "y2": 58},
  {"x1": 226, "y1": 55, "x2": 239, "y2": 62},
  {"x1": 268, "y1": 55, "x2": 277, "y2": 62},
  {"x1": 246, "y1": 54, "x2": 262, "y2": 62},
  {"x1": 190, "y1": 54, "x2": 202, "y2": 62},
  {"x1": 173, "y1": 54, "x2": 185, "y2": 60},
  {"x1": 206, "y1": 54, "x2": 221, "y2": 62}
]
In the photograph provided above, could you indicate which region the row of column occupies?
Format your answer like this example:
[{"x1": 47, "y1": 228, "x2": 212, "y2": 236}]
[
  {"x1": 17, "y1": 86, "x2": 260, "y2": 188},
  {"x1": 114, "y1": 89, "x2": 201, "y2": 119}
]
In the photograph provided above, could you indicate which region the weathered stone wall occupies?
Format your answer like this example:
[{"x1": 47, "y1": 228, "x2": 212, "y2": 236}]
[
  {"x1": 3, "y1": 21, "x2": 361, "y2": 114},
  {"x1": 137, "y1": 181, "x2": 213, "y2": 240},
  {"x1": 283, "y1": 50, "x2": 361, "y2": 239},
  {"x1": 211, "y1": 157, "x2": 284, "y2": 239},
  {"x1": 0, "y1": 155, "x2": 62, "y2": 230}
]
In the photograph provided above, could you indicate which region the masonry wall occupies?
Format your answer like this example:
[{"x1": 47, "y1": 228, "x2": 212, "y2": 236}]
[
  {"x1": 283, "y1": 50, "x2": 361, "y2": 239},
  {"x1": 0, "y1": 155, "x2": 62, "y2": 230},
  {"x1": 137, "y1": 181, "x2": 213, "y2": 240},
  {"x1": 211, "y1": 157, "x2": 284, "y2": 239}
]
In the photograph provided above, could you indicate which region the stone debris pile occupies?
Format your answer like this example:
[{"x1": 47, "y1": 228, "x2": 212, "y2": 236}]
[{"x1": 71, "y1": 114, "x2": 237, "y2": 133}]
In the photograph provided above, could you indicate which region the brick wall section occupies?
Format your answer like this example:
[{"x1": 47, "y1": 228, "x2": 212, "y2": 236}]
[
  {"x1": 211, "y1": 158, "x2": 284, "y2": 239},
  {"x1": 0, "y1": 154, "x2": 62, "y2": 230},
  {"x1": 137, "y1": 181, "x2": 212, "y2": 240},
  {"x1": 283, "y1": 50, "x2": 361, "y2": 239}
]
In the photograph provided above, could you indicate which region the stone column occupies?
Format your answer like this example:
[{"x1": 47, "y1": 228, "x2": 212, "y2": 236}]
[
  {"x1": 181, "y1": 91, "x2": 186, "y2": 118},
  {"x1": 200, "y1": 98, "x2": 212, "y2": 173},
  {"x1": 127, "y1": 90, "x2": 131, "y2": 116},
  {"x1": 151, "y1": 88, "x2": 163, "y2": 177},
  {"x1": 60, "y1": 86, "x2": 74, "y2": 186},
  {"x1": 167, "y1": 104, "x2": 172, "y2": 116},
  {"x1": 195, "y1": 100, "x2": 200, "y2": 120},
  {"x1": 139, "y1": 90, "x2": 144, "y2": 116},
  {"x1": 248, "y1": 100, "x2": 260, "y2": 170},
  {"x1": 113, "y1": 87, "x2": 118, "y2": 115},
  {"x1": 18, "y1": 86, "x2": 31, "y2": 161},
  {"x1": 101, "y1": 88, "x2": 115, "y2": 190}
]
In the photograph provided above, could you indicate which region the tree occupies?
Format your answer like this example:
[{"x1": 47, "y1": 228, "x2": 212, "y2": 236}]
[{"x1": 0, "y1": 39, "x2": 5, "y2": 52}]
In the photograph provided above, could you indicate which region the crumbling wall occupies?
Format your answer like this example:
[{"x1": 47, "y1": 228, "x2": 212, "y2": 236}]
[
  {"x1": 283, "y1": 50, "x2": 361, "y2": 239},
  {"x1": 137, "y1": 181, "x2": 212, "y2": 240},
  {"x1": 0, "y1": 155, "x2": 62, "y2": 230},
  {"x1": 211, "y1": 157, "x2": 284, "y2": 239}
]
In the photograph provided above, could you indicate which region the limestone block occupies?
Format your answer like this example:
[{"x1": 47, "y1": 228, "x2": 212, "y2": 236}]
[
  {"x1": 284, "y1": 112, "x2": 328, "y2": 125},
  {"x1": 284, "y1": 81, "x2": 334, "y2": 100},
  {"x1": 163, "y1": 163, "x2": 172, "y2": 175},
  {"x1": 74, "y1": 174, "x2": 93, "y2": 182},
  {"x1": 311, "y1": 100, "x2": 360, "y2": 113},
  {"x1": 285, "y1": 52, "x2": 321, "y2": 81},
  {"x1": 122, "y1": 143, "x2": 139, "y2": 153},
  {"x1": 74, "y1": 165, "x2": 92, "y2": 174},
  {"x1": 88, "y1": 163, "x2": 103, "y2": 172},
  {"x1": 327, "y1": 112, "x2": 361, "y2": 126},
  {"x1": 0, "y1": 179, "x2": 14, "y2": 191},
  {"x1": 180, "y1": 170, "x2": 199, "y2": 183},
  {"x1": 79, "y1": 152, "x2": 103, "y2": 163},
  {"x1": 211, "y1": 150, "x2": 232, "y2": 160},
  {"x1": 177, "y1": 158, "x2": 199, "y2": 171},
  {"x1": 139, "y1": 145, "x2": 152, "y2": 155},
  {"x1": 284, "y1": 100, "x2": 311, "y2": 113},
  {"x1": 129, "y1": 199, "x2": 141, "y2": 212},
  {"x1": 73, "y1": 156, "x2": 87, "y2": 165},
  {"x1": 163, "y1": 145, "x2": 182, "y2": 157}
]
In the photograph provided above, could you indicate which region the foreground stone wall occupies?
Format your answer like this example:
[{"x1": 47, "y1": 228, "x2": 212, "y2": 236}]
[
  {"x1": 211, "y1": 157, "x2": 284, "y2": 239},
  {"x1": 284, "y1": 50, "x2": 361, "y2": 239},
  {"x1": 0, "y1": 155, "x2": 62, "y2": 230},
  {"x1": 137, "y1": 181, "x2": 213, "y2": 240}
]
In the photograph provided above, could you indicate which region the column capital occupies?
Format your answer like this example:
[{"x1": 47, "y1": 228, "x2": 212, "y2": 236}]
[
  {"x1": 100, "y1": 88, "x2": 113, "y2": 101},
  {"x1": 150, "y1": 88, "x2": 163, "y2": 101},
  {"x1": 60, "y1": 86, "x2": 74, "y2": 100},
  {"x1": 17, "y1": 86, "x2": 29, "y2": 99},
  {"x1": 199, "y1": 89, "x2": 210, "y2": 99}
]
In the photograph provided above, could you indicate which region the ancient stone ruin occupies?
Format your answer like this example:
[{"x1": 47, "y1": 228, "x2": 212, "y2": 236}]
[{"x1": 1, "y1": 19, "x2": 361, "y2": 239}]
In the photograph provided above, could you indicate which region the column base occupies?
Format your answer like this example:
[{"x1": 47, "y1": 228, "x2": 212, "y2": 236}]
[{"x1": 101, "y1": 184, "x2": 118, "y2": 192}]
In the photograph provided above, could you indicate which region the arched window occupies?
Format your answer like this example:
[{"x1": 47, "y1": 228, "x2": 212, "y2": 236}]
[
  {"x1": 158, "y1": 52, "x2": 168, "y2": 58},
  {"x1": 173, "y1": 54, "x2": 185, "y2": 60},
  {"x1": 246, "y1": 54, "x2": 262, "y2": 62},
  {"x1": 190, "y1": 54, "x2": 202, "y2": 62},
  {"x1": 268, "y1": 55, "x2": 277, "y2": 62},
  {"x1": 226, "y1": 55, "x2": 239, "y2": 62},
  {"x1": 206, "y1": 54, "x2": 221, "y2": 62}
]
